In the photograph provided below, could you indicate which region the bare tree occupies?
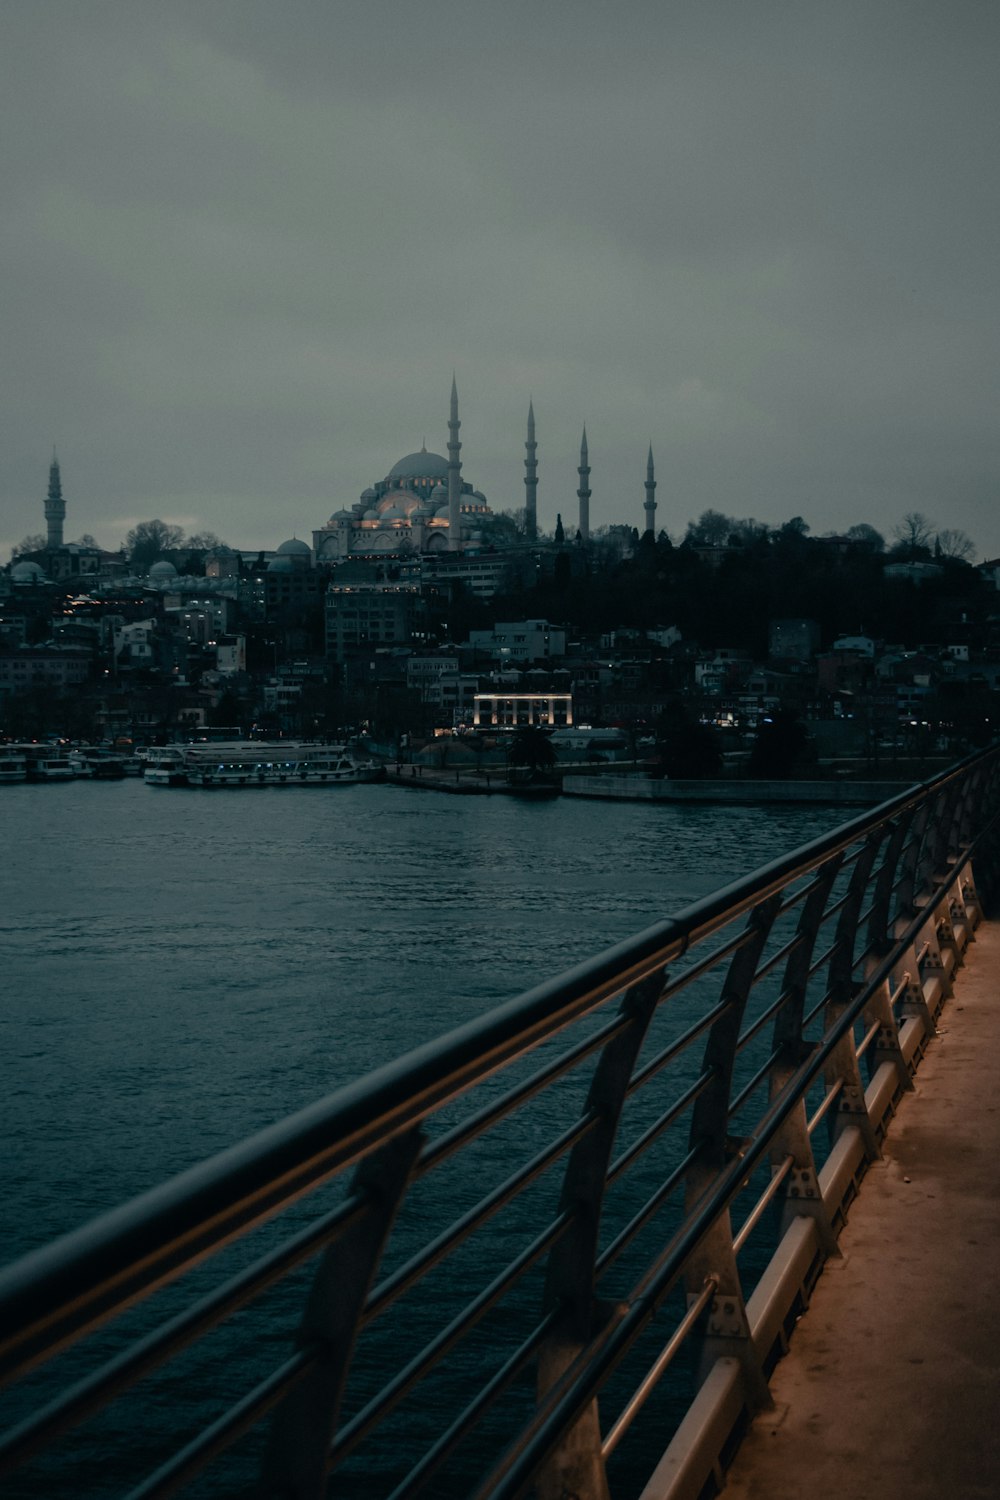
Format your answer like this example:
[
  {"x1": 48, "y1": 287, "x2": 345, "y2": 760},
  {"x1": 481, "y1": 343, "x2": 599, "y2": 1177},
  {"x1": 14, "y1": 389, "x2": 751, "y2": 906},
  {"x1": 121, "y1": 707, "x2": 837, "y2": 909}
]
[
  {"x1": 11, "y1": 533, "x2": 46, "y2": 559},
  {"x1": 935, "y1": 528, "x2": 976, "y2": 563},
  {"x1": 892, "y1": 511, "x2": 935, "y2": 558}
]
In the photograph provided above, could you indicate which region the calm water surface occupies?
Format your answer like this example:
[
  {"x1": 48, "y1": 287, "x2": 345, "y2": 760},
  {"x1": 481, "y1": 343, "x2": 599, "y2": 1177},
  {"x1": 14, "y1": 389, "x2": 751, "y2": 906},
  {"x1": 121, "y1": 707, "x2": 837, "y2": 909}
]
[{"x1": 1, "y1": 780, "x2": 841, "y2": 1262}]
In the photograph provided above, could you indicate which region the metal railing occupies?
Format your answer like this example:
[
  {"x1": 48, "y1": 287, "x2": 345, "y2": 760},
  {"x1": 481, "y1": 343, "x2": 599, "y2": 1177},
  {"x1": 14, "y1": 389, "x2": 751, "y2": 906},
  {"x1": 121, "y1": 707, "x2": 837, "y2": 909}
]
[{"x1": 2, "y1": 746, "x2": 1000, "y2": 1499}]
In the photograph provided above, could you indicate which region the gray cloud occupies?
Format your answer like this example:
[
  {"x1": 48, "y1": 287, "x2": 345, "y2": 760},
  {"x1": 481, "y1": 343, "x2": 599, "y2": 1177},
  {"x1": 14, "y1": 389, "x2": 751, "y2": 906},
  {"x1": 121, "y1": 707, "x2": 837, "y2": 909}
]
[{"x1": 3, "y1": 1, "x2": 998, "y2": 560}]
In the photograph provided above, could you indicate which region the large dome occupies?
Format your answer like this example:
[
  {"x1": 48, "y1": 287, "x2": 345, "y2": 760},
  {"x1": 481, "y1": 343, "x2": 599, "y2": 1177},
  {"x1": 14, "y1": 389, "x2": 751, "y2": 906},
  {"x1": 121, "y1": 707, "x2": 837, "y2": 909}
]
[{"x1": 387, "y1": 450, "x2": 449, "y2": 482}]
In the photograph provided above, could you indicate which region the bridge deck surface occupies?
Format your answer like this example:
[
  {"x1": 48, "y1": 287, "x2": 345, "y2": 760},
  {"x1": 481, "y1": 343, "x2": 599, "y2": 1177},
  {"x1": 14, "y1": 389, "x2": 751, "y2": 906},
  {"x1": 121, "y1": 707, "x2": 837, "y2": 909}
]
[{"x1": 722, "y1": 917, "x2": 1000, "y2": 1500}]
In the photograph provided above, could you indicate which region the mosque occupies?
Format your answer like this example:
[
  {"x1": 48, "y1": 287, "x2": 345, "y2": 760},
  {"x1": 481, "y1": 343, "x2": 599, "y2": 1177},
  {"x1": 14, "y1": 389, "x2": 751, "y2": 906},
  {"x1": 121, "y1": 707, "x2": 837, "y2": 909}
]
[{"x1": 312, "y1": 378, "x2": 502, "y2": 563}]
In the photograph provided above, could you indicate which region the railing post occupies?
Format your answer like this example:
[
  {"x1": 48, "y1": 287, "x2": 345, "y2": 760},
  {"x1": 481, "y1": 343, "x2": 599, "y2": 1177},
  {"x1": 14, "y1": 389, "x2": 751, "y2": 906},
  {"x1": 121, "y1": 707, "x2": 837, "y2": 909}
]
[
  {"x1": 681, "y1": 897, "x2": 781, "y2": 1411},
  {"x1": 823, "y1": 829, "x2": 885, "y2": 1159},
  {"x1": 259, "y1": 1129, "x2": 423, "y2": 1500},
  {"x1": 767, "y1": 855, "x2": 842, "y2": 1256},
  {"x1": 535, "y1": 970, "x2": 664, "y2": 1500}
]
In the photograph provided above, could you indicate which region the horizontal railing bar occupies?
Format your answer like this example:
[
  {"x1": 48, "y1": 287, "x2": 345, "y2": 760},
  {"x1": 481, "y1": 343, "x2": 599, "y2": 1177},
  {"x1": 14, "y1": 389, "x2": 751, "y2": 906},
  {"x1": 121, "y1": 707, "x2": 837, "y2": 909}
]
[
  {"x1": 855, "y1": 1014, "x2": 883, "y2": 1060},
  {"x1": 596, "y1": 1143, "x2": 703, "y2": 1282},
  {"x1": 732, "y1": 1155, "x2": 795, "y2": 1255},
  {"x1": 2, "y1": 756, "x2": 965, "y2": 1385},
  {"x1": 751, "y1": 930, "x2": 807, "y2": 985},
  {"x1": 601, "y1": 1274, "x2": 719, "y2": 1460},
  {"x1": 657, "y1": 926, "x2": 756, "y2": 997},
  {"x1": 0, "y1": 1190, "x2": 365, "y2": 1477},
  {"x1": 807, "y1": 1079, "x2": 844, "y2": 1135},
  {"x1": 803, "y1": 985, "x2": 835, "y2": 1029},
  {"x1": 729, "y1": 1046, "x2": 782, "y2": 1118},
  {"x1": 736, "y1": 985, "x2": 793, "y2": 1051},
  {"x1": 332, "y1": 1212, "x2": 572, "y2": 1468},
  {"x1": 608, "y1": 1069, "x2": 716, "y2": 1185},
  {"x1": 418, "y1": 1012, "x2": 631, "y2": 1176},
  {"x1": 806, "y1": 935, "x2": 839, "y2": 981},
  {"x1": 122, "y1": 1347, "x2": 315, "y2": 1500},
  {"x1": 364, "y1": 1112, "x2": 597, "y2": 1321},
  {"x1": 385, "y1": 1312, "x2": 560, "y2": 1500},
  {"x1": 626, "y1": 998, "x2": 732, "y2": 1097}
]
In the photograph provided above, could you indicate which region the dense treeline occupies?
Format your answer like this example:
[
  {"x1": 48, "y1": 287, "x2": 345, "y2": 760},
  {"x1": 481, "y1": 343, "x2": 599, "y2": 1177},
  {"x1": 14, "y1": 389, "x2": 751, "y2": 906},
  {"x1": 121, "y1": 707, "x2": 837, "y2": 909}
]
[{"x1": 475, "y1": 532, "x2": 992, "y2": 655}]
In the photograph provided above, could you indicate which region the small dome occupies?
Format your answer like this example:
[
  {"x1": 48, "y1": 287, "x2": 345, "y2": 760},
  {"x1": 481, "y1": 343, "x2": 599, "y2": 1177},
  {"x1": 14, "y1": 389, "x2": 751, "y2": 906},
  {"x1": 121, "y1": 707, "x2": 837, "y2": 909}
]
[
  {"x1": 381, "y1": 505, "x2": 407, "y2": 522},
  {"x1": 363, "y1": 508, "x2": 380, "y2": 521},
  {"x1": 435, "y1": 504, "x2": 451, "y2": 519},
  {"x1": 11, "y1": 560, "x2": 46, "y2": 582},
  {"x1": 267, "y1": 556, "x2": 295, "y2": 573},
  {"x1": 329, "y1": 508, "x2": 353, "y2": 523},
  {"x1": 388, "y1": 449, "x2": 449, "y2": 482},
  {"x1": 277, "y1": 538, "x2": 311, "y2": 556},
  {"x1": 430, "y1": 483, "x2": 448, "y2": 501},
  {"x1": 361, "y1": 487, "x2": 377, "y2": 500},
  {"x1": 149, "y1": 560, "x2": 178, "y2": 580}
]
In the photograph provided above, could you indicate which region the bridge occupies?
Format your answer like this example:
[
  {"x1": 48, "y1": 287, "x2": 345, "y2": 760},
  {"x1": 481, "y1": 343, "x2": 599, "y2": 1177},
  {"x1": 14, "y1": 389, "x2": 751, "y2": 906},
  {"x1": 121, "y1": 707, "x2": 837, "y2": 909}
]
[{"x1": 2, "y1": 746, "x2": 999, "y2": 1498}]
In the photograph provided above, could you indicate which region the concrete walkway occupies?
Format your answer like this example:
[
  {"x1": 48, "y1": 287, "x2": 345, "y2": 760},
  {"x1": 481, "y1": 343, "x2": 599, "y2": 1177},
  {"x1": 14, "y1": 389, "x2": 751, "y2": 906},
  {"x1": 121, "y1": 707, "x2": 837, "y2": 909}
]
[{"x1": 722, "y1": 919, "x2": 1000, "y2": 1500}]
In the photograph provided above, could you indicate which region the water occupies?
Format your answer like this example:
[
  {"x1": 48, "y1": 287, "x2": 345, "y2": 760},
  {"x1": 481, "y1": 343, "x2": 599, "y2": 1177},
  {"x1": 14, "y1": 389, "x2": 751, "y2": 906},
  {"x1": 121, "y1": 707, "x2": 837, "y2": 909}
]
[{"x1": 0, "y1": 779, "x2": 843, "y2": 1492}]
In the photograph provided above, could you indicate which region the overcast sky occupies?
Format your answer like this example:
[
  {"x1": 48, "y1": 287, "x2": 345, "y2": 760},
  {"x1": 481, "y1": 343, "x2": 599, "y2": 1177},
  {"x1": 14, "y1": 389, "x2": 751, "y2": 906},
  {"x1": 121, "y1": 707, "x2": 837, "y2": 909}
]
[{"x1": 3, "y1": 1, "x2": 998, "y2": 561}]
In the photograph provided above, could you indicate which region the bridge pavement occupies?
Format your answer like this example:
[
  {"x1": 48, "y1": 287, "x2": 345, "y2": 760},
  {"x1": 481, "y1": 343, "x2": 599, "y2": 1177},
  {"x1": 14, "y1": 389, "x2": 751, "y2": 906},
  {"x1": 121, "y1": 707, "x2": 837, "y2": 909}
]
[{"x1": 720, "y1": 917, "x2": 1000, "y2": 1500}]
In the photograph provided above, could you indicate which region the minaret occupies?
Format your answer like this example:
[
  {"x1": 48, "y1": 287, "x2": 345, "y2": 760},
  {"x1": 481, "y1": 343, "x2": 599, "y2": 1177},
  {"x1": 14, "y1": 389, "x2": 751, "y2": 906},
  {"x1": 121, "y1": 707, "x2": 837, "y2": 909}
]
[
  {"x1": 643, "y1": 444, "x2": 657, "y2": 536},
  {"x1": 523, "y1": 399, "x2": 538, "y2": 541},
  {"x1": 576, "y1": 427, "x2": 591, "y2": 542},
  {"x1": 447, "y1": 375, "x2": 462, "y2": 552},
  {"x1": 45, "y1": 449, "x2": 65, "y2": 549}
]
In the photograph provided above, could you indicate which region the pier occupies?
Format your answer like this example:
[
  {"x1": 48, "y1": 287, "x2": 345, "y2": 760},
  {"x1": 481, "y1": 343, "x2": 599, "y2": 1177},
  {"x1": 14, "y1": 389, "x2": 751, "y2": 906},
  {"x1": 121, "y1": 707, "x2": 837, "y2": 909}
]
[{"x1": 1, "y1": 745, "x2": 999, "y2": 1498}]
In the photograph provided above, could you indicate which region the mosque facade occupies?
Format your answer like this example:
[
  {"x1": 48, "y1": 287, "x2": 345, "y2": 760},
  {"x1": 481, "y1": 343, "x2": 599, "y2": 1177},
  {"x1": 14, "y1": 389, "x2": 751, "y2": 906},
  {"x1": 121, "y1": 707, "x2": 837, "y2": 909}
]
[{"x1": 312, "y1": 379, "x2": 495, "y2": 564}]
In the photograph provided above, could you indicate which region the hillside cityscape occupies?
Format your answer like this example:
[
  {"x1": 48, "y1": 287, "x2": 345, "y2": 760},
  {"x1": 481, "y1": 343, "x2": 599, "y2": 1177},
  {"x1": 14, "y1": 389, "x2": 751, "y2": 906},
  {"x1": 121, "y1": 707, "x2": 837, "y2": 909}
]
[{"x1": 3, "y1": 392, "x2": 999, "y2": 775}]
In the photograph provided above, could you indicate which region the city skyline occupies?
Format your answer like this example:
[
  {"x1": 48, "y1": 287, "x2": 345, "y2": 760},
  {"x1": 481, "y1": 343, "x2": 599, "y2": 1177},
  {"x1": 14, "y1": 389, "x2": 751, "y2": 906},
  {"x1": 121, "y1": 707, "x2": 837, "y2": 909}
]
[{"x1": 3, "y1": 2, "x2": 999, "y2": 561}]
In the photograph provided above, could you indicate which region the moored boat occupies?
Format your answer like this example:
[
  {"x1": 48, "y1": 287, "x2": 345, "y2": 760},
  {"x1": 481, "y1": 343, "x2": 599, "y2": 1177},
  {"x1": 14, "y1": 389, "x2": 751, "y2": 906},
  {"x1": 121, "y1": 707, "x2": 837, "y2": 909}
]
[
  {"x1": 0, "y1": 747, "x2": 29, "y2": 783},
  {"x1": 180, "y1": 741, "x2": 384, "y2": 788},
  {"x1": 144, "y1": 750, "x2": 190, "y2": 787}
]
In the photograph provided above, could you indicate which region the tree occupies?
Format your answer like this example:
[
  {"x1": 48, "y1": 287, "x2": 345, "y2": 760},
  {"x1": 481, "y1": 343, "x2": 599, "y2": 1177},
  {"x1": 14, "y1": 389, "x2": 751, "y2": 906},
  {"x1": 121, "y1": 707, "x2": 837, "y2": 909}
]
[
  {"x1": 651, "y1": 704, "x2": 722, "y2": 779},
  {"x1": 935, "y1": 528, "x2": 976, "y2": 563},
  {"x1": 72, "y1": 534, "x2": 98, "y2": 548},
  {"x1": 892, "y1": 512, "x2": 935, "y2": 560},
  {"x1": 185, "y1": 531, "x2": 224, "y2": 552},
  {"x1": 748, "y1": 711, "x2": 810, "y2": 779},
  {"x1": 507, "y1": 726, "x2": 558, "y2": 784},
  {"x1": 845, "y1": 523, "x2": 886, "y2": 553},
  {"x1": 684, "y1": 509, "x2": 736, "y2": 547},
  {"x1": 11, "y1": 534, "x2": 46, "y2": 559},
  {"x1": 125, "y1": 519, "x2": 186, "y2": 572}
]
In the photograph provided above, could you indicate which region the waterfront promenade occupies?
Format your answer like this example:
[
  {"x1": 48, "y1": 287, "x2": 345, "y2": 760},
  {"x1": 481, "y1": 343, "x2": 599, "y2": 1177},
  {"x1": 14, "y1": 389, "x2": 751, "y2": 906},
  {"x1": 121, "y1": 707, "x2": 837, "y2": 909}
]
[{"x1": 719, "y1": 918, "x2": 1000, "y2": 1500}]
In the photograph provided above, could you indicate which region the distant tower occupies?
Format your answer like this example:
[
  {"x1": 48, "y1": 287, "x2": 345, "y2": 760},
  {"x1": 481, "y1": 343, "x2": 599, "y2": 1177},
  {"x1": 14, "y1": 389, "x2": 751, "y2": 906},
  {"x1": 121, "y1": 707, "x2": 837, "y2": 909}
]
[
  {"x1": 576, "y1": 427, "x2": 591, "y2": 542},
  {"x1": 643, "y1": 444, "x2": 657, "y2": 536},
  {"x1": 523, "y1": 400, "x2": 538, "y2": 541},
  {"x1": 45, "y1": 449, "x2": 65, "y2": 549},
  {"x1": 447, "y1": 375, "x2": 462, "y2": 552}
]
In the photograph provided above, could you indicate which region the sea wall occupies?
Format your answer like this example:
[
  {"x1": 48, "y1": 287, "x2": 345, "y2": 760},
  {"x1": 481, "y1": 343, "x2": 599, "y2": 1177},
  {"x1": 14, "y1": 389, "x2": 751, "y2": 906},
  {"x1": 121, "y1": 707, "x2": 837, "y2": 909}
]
[{"x1": 562, "y1": 773, "x2": 909, "y2": 806}]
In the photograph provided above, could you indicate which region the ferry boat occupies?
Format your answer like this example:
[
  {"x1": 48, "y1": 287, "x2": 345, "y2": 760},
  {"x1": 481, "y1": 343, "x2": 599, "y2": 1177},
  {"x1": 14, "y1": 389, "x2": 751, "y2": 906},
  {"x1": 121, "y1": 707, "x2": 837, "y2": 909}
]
[
  {"x1": 181, "y1": 741, "x2": 384, "y2": 788},
  {"x1": 18, "y1": 745, "x2": 75, "y2": 781},
  {"x1": 143, "y1": 749, "x2": 190, "y2": 787},
  {"x1": 0, "y1": 747, "x2": 29, "y2": 783},
  {"x1": 68, "y1": 748, "x2": 128, "y2": 779}
]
